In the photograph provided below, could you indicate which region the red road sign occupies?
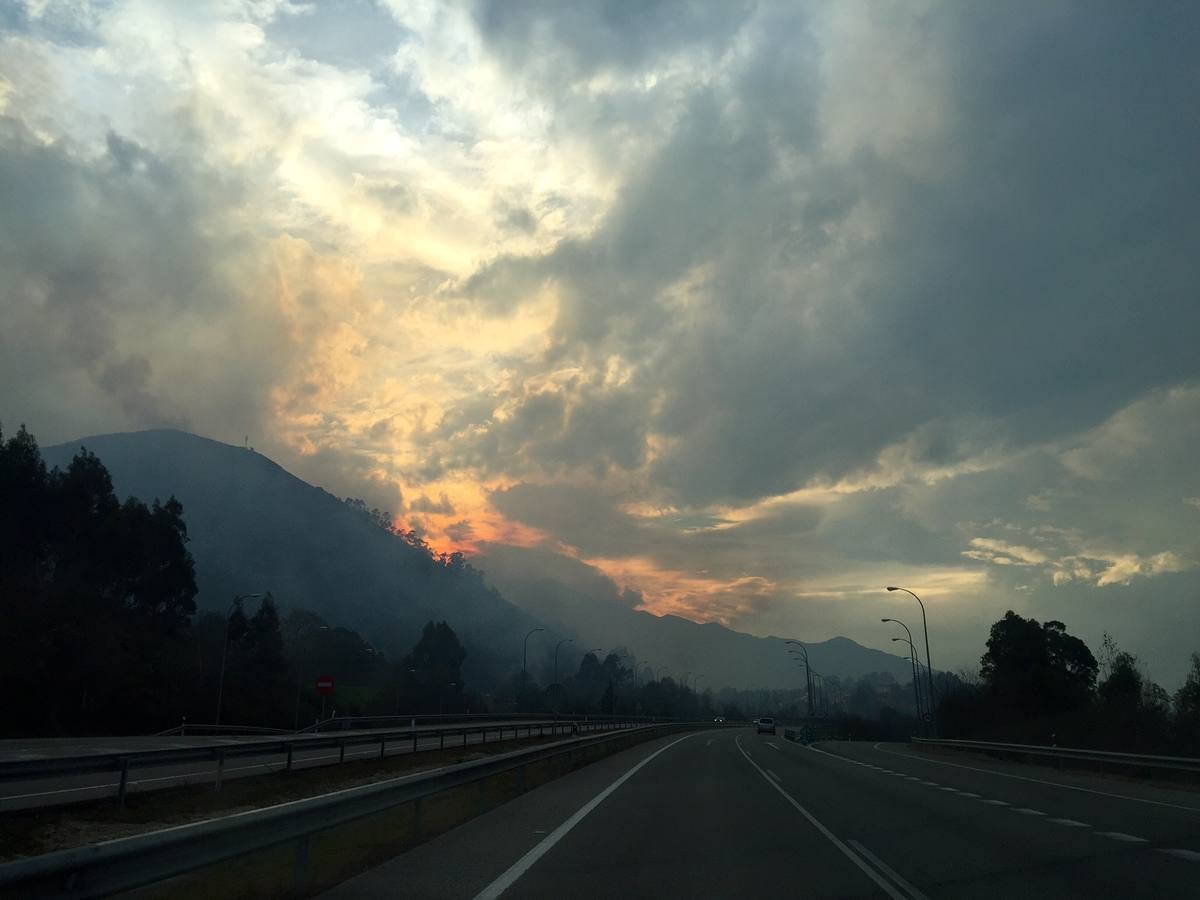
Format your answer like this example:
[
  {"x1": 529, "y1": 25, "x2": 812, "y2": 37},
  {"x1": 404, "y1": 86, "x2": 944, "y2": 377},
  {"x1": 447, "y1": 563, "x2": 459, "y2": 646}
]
[{"x1": 315, "y1": 675, "x2": 334, "y2": 695}]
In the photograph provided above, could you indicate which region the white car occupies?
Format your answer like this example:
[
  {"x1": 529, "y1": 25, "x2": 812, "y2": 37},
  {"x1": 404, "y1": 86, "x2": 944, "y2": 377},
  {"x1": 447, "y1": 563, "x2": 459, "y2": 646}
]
[{"x1": 756, "y1": 716, "x2": 776, "y2": 735}]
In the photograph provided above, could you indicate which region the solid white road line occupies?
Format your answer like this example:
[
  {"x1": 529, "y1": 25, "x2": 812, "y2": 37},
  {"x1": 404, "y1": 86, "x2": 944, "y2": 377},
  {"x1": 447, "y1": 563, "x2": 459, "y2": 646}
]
[
  {"x1": 1097, "y1": 832, "x2": 1147, "y2": 843},
  {"x1": 1013, "y1": 808, "x2": 1045, "y2": 815},
  {"x1": 848, "y1": 839, "x2": 932, "y2": 900},
  {"x1": 1046, "y1": 818, "x2": 1090, "y2": 827},
  {"x1": 866, "y1": 742, "x2": 1200, "y2": 813},
  {"x1": 958, "y1": 792, "x2": 980, "y2": 798},
  {"x1": 979, "y1": 799, "x2": 1009, "y2": 806},
  {"x1": 735, "y1": 736, "x2": 909, "y2": 900},
  {"x1": 767, "y1": 769, "x2": 782, "y2": 783},
  {"x1": 472, "y1": 733, "x2": 696, "y2": 900}
]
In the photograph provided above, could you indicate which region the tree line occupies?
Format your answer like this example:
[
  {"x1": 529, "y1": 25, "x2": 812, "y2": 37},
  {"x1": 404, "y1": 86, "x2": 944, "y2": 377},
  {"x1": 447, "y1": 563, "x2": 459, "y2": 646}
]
[
  {"x1": 0, "y1": 424, "x2": 717, "y2": 734},
  {"x1": 935, "y1": 610, "x2": 1200, "y2": 753},
  {"x1": 0, "y1": 425, "x2": 479, "y2": 735}
]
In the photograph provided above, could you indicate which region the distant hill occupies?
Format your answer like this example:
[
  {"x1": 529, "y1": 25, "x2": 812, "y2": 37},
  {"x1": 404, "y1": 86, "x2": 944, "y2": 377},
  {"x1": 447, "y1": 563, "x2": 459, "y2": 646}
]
[
  {"x1": 44, "y1": 429, "x2": 915, "y2": 691},
  {"x1": 478, "y1": 545, "x2": 915, "y2": 689},
  {"x1": 42, "y1": 429, "x2": 541, "y2": 685}
]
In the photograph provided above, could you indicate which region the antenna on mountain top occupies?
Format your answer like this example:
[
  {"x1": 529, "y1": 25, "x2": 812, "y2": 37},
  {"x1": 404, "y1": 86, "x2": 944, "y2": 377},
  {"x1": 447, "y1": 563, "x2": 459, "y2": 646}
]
[{"x1": 244, "y1": 435, "x2": 249, "y2": 448}]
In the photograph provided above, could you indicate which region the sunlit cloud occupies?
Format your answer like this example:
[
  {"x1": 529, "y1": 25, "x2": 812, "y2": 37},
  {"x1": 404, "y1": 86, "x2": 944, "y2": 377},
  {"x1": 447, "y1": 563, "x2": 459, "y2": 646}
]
[{"x1": 4, "y1": 0, "x2": 1200, "y2": 681}]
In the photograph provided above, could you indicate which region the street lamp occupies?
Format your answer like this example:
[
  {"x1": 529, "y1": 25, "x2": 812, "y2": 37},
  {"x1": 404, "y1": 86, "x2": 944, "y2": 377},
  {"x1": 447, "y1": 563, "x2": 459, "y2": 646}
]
[
  {"x1": 883, "y1": 618, "x2": 925, "y2": 728},
  {"x1": 520, "y1": 628, "x2": 544, "y2": 706},
  {"x1": 887, "y1": 586, "x2": 937, "y2": 735},
  {"x1": 215, "y1": 593, "x2": 263, "y2": 726},
  {"x1": 785, "y1": 640, "x2": 814, "y2": 717},
  {"x1": 553, "y1": 638, "x2": 574, "y2": 687}
]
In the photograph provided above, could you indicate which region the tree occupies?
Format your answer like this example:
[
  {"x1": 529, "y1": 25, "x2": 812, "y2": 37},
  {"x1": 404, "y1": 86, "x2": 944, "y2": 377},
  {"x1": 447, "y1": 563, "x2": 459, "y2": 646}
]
[
  {"x1": 0, "y1": 426, "x2": 198, "y2": 735},
  {"x1": 1176, "y1": 653, "x2": 1200, "y2": 751},
  {"x1": 1098, "y1": 651, "x2": 1142, "y2": 712},
  {"x1": 980, "y1": 611, "x2": 1097, "y2": 718},
  {"x1": 402, "y1": 621, "x2": 466, "y2": 713}
]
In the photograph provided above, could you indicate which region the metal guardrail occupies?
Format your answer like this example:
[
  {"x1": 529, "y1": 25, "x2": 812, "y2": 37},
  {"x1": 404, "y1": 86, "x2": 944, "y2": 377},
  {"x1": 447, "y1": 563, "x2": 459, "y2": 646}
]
[
  {"x1": 2, "y1": 719, "x2": 644, "y2": 805},
  {"x1": 0, "y1": 723, "x2": 705, "y2": 899},
  {"x1": 912, "y1": 737, "x2": 1200, "y2": 775},
  {"x1": 153, "y1": 723, "x2": 292, "y2": 737},
  {"x1": 299, "y1": 712, "x2": 667, "y2": 734}
]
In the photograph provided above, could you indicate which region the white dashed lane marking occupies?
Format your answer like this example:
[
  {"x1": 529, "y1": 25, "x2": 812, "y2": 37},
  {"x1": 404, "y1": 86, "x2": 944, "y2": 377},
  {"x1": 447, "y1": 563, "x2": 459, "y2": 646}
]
[{"x1": 812, "y1": 744, "x2": 1200, "y2": 862}]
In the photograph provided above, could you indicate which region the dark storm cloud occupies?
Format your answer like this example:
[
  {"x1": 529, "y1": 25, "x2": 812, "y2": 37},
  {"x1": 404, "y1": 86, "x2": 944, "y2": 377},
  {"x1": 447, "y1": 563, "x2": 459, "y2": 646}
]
[
  {"x1": 458, "y1": 1, "x2": 1200, "y2": 509},
  {"x1": 0, "y1": 118, "x2": 258, "y2": 438}
]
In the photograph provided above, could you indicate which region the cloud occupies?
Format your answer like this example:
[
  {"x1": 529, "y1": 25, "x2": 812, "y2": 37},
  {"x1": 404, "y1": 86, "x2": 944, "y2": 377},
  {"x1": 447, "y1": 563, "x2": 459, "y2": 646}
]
[
  {"x1": 5, "y1": 1, "x2": 1200, "y2": 684},
  {"x1": 963, "y1": 538, "x2": 1048, "y2": 567}
]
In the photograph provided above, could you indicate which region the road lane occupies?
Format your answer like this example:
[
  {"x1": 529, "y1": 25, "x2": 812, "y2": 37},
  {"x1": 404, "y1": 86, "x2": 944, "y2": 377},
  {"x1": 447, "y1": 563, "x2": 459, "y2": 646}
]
[
  {"x1": 328, "y1": 729, "x2": 920, "y2": 899},
  {"x1": 817, "y1": 740, "x2": 1200, "y2": 852},
  {"x1": 324, "y1": 729, "x2": 1199, "y2": 899},
  {"x1": 760, "y1": 737, "x2": 1199, "y2": 898}
]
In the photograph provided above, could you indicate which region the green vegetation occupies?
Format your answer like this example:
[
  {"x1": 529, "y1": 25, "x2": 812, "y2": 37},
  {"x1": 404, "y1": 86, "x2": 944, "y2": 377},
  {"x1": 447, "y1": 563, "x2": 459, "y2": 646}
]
[{"x1": 937, "y1": 612, "x2": 1200, "y2": 754}]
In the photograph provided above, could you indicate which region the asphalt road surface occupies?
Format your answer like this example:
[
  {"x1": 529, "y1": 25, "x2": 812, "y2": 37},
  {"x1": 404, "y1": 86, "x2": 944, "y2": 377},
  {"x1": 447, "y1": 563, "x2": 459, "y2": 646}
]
[
  {"x1": 323, "y1": 728, "x2": 1200, "y2": 899},
  {"x1": 0, "y1": 720, "x2": 574, "y2": 811}
]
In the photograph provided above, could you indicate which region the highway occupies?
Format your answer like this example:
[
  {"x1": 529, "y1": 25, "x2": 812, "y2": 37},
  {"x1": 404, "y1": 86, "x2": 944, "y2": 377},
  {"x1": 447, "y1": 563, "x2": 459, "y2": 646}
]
[
  {"x1": 324, "y1": 728, "x2": 1200, "y2": 898},
  {"x1": 0, "y1": 720, "x2": 579, "y2": 811}
]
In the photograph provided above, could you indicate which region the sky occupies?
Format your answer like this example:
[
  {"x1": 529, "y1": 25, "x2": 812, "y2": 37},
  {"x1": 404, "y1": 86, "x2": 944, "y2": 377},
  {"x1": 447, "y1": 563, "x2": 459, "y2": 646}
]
[{"x1": 2, "y1": 1, "x2": 1199, "y2": 684}]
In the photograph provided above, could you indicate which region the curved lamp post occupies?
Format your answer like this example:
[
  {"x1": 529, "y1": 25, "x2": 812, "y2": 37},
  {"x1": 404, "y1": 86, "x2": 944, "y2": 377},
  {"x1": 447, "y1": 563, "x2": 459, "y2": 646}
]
[
  {"x1": 887, "y1": 586, "x2": 936, "y2": 735},
  {"x1": 786, "y1": 640, "x2": 814, "y2": 717},
  {"x1": 883, "y1": 618, "x2": 925, "y2": 728}
]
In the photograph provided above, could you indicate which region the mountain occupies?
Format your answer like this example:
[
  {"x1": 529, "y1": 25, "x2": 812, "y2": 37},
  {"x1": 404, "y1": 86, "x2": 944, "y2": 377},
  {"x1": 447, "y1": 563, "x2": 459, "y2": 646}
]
[
  {"x1": 478, "y1": 545, "x2": 915, "y2": 689},
  {"x1": 43, "y1": 429, "x2": 915, "y2": 691},
  {"x1": 41, "y1": 429, "x2": 541, "y2": 685}
]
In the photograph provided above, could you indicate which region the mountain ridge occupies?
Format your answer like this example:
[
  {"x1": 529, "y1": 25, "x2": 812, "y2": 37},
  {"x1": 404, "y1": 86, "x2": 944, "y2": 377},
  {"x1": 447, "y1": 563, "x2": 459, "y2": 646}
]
[{"x1": 43, "y1": 429, "x2": 915, "y2": 689}]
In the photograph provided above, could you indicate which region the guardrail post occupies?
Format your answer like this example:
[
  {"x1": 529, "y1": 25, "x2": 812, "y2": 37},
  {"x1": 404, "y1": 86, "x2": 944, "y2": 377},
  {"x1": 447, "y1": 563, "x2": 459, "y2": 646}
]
[
  {"x1": 286, "y1": 743, "x2": 294, "y2": 773},
  {"x1": 117, "y1": 757, "x2": 130, "y2": 806},
  {"x1": 339, "y1": 741, "x2": 345, "y2": 763},
  {"x1": 215, "y1": 749, "x2": 226, "y2": 793},
  {"x1": 463, "y1": 729, "x2": 467, "y2": 748},
  {"x1": 381, "y1": 738, "x2": 387, "y2": 760},
  {"x1": 440, "y1": 731, "x2": 445, "y2": 751},
  {"x1": 412, "y1": 730, "x2": 418, "y2": 753}
]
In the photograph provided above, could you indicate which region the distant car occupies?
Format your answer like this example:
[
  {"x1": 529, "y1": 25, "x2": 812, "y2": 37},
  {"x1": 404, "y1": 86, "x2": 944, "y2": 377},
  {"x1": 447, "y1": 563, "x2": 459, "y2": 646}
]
[
  {"x1": 757, "y1": 716, "x2": 776, "y2": 735},
  {"x1": 713, "y1": 716, "x2": 725, "y2": 725}
]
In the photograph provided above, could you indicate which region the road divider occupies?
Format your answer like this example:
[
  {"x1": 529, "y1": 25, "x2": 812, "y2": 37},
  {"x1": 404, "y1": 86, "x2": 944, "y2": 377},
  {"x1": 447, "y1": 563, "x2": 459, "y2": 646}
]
[{"x1": 0, "y1": 723, "x2": 710, "y2": 899}]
